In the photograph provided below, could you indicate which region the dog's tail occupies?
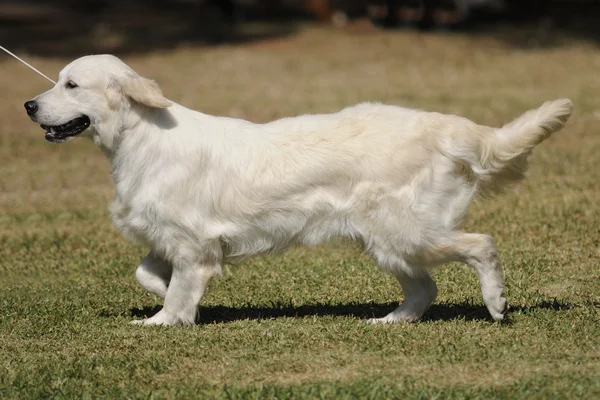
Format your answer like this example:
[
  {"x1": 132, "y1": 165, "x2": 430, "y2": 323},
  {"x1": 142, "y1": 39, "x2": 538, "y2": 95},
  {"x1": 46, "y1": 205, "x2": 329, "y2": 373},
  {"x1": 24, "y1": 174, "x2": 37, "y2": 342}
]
[{"x1": 441, "y1": 98, "x2": 573, "y2": 196}]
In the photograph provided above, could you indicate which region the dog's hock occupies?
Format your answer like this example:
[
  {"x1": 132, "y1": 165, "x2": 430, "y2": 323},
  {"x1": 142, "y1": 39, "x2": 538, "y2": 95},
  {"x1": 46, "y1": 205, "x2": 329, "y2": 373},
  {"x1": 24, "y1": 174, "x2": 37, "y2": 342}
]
[{"x1": 120, "y1": 75, "x2": 172, "y2": 109}]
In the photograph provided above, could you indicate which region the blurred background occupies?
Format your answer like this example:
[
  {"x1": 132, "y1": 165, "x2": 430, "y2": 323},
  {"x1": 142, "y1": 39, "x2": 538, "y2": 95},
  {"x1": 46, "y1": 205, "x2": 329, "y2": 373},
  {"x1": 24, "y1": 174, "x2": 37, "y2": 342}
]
[{"x1": 2, "y1": 0, "x2": 600, "y2": 55}]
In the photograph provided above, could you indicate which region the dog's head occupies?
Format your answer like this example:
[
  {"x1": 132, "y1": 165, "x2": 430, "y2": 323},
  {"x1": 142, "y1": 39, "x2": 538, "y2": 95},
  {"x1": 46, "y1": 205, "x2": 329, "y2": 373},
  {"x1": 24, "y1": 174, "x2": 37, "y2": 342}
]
[{"x1": 24, "y1": 55, "x2": 170, "y2": 146}]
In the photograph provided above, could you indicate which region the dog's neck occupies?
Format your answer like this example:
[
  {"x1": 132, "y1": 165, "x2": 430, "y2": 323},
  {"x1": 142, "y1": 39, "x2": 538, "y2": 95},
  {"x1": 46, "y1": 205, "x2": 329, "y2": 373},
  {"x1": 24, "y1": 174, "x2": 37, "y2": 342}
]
[{"x1": 96, "y1": 102, "x2": 176, "y2": 160}]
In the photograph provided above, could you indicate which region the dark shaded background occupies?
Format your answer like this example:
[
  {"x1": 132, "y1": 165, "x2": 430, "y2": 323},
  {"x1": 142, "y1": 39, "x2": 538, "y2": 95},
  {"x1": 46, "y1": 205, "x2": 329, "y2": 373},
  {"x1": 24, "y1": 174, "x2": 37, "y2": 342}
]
[{"x1": 1, "y1": 0, "x2": 600, "y2": 56}]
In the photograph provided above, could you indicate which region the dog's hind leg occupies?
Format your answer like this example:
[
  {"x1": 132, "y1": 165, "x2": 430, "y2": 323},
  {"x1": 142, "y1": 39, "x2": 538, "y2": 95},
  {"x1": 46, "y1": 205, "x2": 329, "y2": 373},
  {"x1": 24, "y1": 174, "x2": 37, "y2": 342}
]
[
  {"x1": 370, "y1": 268, "x2": 438, "y2": 324},
  {"x1": 368, "y1": 232, "x2": 507, "y2": 323},
  {"x1": 135, "y1": 252, "x2": 172, "y2": 299},
  {"x1": 449, "y1": 233, "x2": 508, "y2": 321},
  {"x1": 405, "y1": 232, "x2": 508, "y2": 322}
]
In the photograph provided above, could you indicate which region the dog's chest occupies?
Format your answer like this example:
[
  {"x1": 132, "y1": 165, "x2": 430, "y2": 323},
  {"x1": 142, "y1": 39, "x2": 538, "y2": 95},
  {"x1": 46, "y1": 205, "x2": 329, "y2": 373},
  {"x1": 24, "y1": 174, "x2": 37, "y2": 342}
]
[
  {"x1": 108, "y1": 195, "x2": 151, "y2": 245},
  {"x1": 107, "y1": 177, "x2": 177, "y2": 248},
  {"x1": 108, "y1": 154, "x2": 175, "y2": 246}
]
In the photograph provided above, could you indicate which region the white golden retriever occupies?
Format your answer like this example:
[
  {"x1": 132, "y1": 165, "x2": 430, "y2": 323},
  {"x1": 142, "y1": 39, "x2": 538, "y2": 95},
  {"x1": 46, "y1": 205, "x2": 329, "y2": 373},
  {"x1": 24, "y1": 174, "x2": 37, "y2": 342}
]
[{"x1": 25, "y1": 55, "x2": 572, "y2": 325}]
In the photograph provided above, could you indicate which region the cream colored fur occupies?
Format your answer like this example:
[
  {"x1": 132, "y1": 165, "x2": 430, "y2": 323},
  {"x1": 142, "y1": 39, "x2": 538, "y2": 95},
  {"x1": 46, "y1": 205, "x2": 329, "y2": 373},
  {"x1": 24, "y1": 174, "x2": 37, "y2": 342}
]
[{"x1": 27, "y1": 55, "x2": 572, "y2": 325}]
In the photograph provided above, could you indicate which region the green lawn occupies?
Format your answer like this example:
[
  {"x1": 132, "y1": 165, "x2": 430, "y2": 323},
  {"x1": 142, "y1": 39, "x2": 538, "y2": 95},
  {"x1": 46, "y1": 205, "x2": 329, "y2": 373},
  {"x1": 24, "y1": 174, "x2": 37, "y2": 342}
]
[{"x1": 1, "y1": 25, "x2": 599, "y2": 398}]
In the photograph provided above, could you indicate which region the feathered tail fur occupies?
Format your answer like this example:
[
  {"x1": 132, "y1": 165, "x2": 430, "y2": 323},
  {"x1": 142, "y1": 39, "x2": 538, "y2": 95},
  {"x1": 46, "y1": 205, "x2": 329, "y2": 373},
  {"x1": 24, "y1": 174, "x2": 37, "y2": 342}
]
[{"x1": 441, "y1": 98, "x2": 573, "y2": 196}]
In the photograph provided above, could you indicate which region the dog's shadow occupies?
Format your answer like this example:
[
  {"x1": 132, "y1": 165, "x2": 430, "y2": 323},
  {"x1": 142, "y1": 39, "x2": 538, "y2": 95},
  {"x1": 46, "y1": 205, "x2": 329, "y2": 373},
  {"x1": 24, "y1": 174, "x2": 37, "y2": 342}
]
[{"x1": 128, "y1": 299, "x2": 575, "y2": 325}]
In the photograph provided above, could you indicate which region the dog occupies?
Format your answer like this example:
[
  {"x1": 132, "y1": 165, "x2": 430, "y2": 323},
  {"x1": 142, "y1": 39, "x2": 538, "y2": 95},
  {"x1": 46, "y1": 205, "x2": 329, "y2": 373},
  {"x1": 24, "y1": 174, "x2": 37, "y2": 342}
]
[{"x1": 25, "y1": 55, "x2": 572, "y2": 325}]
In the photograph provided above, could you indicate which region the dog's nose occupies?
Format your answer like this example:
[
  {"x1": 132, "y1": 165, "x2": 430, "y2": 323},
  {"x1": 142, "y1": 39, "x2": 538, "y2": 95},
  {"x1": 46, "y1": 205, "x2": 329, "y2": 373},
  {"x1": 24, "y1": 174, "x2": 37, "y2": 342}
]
[{"x1": 24, "y1": 100, "x2": 38, "y2": 116}]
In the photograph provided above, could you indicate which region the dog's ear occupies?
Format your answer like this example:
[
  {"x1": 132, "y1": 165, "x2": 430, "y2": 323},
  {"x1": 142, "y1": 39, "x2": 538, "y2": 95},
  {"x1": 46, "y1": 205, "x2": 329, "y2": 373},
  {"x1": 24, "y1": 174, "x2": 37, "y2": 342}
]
[
  {"x1": 111, "y1": 74, "x2": 171, "y2": 109},
  {"x1": 122, "y1": 75, "x2": 171, "y2": 108}
]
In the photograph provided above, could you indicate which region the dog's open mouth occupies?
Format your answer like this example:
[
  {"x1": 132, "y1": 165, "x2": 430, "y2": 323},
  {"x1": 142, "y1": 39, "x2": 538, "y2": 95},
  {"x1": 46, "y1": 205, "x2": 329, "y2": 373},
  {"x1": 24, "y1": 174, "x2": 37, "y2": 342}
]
[{"x1": 41, "y1": 115, "x2": 90, "y2": 143}]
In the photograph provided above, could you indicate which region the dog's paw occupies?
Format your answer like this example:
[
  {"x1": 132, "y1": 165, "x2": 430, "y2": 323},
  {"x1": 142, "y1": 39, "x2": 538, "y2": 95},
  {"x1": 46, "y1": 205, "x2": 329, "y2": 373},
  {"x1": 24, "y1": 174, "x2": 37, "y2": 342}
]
[
  {"x1": 368, "y1": 317, "x2": 396, "y2": 325},
  {"x1": 130, "y1": 317, "x2": 170, "y2": 326},
  {"x1": 367, "y1": 311, "x2": 421, "y2": 324},
  {"x1": 130, "y1": 310, "x2": 178, "y2": 326},
  {"x1": 130, "y1": 310, "x2": 196, "y2": 326},
  {"x1": 487, "y1": 296, "x2": 509, "y2": 321}
]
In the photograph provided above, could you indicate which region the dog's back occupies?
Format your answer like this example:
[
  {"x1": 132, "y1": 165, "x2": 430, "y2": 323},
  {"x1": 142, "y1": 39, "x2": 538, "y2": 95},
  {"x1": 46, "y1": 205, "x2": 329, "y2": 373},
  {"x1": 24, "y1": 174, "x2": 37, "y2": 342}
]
[{"x1": 215, "y1": 100, "x2": 572, "y2": 260}]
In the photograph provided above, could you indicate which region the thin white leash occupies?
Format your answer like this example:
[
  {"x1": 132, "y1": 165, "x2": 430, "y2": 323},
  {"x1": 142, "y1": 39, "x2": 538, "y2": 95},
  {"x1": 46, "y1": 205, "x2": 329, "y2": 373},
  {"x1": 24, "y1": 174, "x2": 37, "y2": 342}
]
[{"x1": 0, "y1": 45, "x2": 56, "y2": 84}]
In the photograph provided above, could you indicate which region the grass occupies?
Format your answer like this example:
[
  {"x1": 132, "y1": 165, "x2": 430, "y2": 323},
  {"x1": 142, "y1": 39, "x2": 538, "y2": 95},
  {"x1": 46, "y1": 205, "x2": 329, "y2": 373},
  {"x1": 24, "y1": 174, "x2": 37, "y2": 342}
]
[{"x1": 1, "y1": 24, "x2": 599, "y2": 398}]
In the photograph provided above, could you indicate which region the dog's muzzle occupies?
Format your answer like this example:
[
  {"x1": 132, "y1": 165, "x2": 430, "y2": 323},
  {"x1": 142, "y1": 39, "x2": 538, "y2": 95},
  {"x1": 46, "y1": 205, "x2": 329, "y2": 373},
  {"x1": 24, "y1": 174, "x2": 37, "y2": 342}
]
[{"x1": 41, "y1": 115, "x2": 91, "y2": 143}]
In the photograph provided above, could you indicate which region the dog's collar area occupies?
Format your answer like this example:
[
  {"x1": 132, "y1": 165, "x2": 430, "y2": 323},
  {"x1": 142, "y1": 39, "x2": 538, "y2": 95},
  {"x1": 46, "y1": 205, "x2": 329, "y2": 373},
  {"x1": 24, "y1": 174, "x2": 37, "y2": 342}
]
[{"x1": 42, "y1": 115, "x2": 90, "y2": 142}]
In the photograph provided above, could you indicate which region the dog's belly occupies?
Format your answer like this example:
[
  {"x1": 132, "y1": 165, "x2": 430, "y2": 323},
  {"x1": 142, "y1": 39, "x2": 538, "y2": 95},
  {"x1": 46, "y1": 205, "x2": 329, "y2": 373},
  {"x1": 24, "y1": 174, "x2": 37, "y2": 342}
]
[{"x1": 220, "y1": 207, "x2": 359, "y2": 259}]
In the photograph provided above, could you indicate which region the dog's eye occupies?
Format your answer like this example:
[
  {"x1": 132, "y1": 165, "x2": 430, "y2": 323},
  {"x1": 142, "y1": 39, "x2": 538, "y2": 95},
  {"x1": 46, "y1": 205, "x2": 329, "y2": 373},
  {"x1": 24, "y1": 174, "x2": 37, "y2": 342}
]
[{"x1": 66, "y1": 81, "x2": 78, "y2": 89}]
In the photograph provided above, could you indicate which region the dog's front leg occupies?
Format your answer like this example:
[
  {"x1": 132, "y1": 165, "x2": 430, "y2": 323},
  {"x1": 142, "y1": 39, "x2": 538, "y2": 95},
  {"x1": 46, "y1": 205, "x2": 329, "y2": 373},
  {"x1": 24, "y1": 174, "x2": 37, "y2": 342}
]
[
  {"x1": 135, "y1": 252, "x2": 172, "y2": 299},
  {"x1": 131, "y1": 256, "x2": 220, "y2": 326}
]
